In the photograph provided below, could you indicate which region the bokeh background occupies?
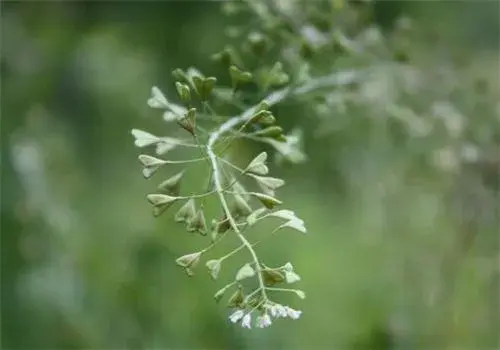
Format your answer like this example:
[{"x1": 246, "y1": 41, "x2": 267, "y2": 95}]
[{"x1": 1, "y1": 1, "x2": 499, "y2": 349}]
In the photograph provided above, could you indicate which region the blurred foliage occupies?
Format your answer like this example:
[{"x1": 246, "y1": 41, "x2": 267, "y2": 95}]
[{"x1": 1, "y1": 1, "x2": 499, "y2": 349}]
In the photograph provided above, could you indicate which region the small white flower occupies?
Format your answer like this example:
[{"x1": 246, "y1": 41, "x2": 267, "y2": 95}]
[
  {"x1": 241, "y1": 313, "x2": 252, "y2": 329},
  {"x1": 285, "y1": 306, "x2": 302, "y2": 320},
  {"x1": 269, "y1": 304, "x2": 288, "y2": 318},
  {"x1": 256, "y1": 313, "x2": 272, "y2": 328},
  {"x1": 229, "y1": 310, "x2": 244, "y2": 323}
]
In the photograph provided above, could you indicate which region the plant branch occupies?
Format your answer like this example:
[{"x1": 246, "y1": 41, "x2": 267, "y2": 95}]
[{"x1": 206, "y1": 68, "x2": 362, "y2": 304}]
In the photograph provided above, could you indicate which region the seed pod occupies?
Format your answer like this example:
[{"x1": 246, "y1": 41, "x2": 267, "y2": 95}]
[
  {"x1": 262, "y1": 268, "x2": 285, "y2": 286},
  {"x1": 227, "y1": 285, "x2": 245, "y2": 308},
  {"x1": 177, "y1": 108, "x2": 196, "y2": 136},
  {"x1": 158, "y1": 171, "x2": 184, "y2": 196},
  {"x1": 187, "y1": 209, "x2": 208, "y2": 235},
  {"x1": 175, "y1": 82, "x2": 191, "y2": 103},
  {"x1": 174, "y1": 198, "x2": 196, "y2": 223},
  {"x1": 253, "y1": 126, "x2": 284, "y2": 139}
]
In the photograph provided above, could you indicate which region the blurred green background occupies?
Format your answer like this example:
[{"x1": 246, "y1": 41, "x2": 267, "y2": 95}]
[{"x1": 1, "y1": 1, "x2": 499, "y2": 349}]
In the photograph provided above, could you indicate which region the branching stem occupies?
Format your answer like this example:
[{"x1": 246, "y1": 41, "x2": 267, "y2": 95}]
[{"x1": 206, "y1": 68, "x2": 362, "y2": 307}]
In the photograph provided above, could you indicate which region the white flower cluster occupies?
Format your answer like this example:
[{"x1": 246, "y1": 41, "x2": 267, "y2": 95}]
[{"x1": 228, "y1": 303, "x2": 302, "y2": 329}]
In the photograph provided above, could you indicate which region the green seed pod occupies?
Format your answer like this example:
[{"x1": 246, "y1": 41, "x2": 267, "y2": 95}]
[
  {"x1": 146, "y1": 194, "x2": 178, "y2": 216},
  {"x1": 250, "y1": 110, "x2": 276, "y2": 125},
  {"x1": 175, "y1": 251, "x2": 201, "y2": 277},
  {"x1": 158, "y1": 171, "x2": 184, "y2": 196},
  {"x1": 232, "y1": 194, "x2": 253, "y2": 218},
  {"x1": 247, "y1": 31, "x2": 269, "y2": 55},
  {"x1": 187, "y1": 209, "x2": 208, "y2": 235},
  {"x1": 175, "y1": 82, "x2": 191, "y2": 103},
  {"x1": 174, "y1": 198, "x2": 196, "y2": 223},
  {"x1": 214, "y1": 286, "x2": 227, "y2": 303},
  {"x1": 177, "y1": 108, "x2": 196, "y2": 136},
  {"x1": 251, "y1": 192, "x2": 283, "y2": 209},
  {"x1": 229, "y1": 65, "x2": 253, "y2": 91},
  {"x1": 227, "y1": 285, "x2": 245, "y2": 308},
  {"x1": 202, "y1": 77, "x2": 217, "y2": 100},
  {"x1": 253, "y1": 126, "x2": 284, "y2": 138},
  {"x1": 262, "y1": 268, "x2": 286, "y2": 286}
]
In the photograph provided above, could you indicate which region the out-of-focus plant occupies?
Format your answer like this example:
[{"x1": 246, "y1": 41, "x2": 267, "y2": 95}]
[{"x1": 131, "y1": 0, "x2": 499, "y2": 332}]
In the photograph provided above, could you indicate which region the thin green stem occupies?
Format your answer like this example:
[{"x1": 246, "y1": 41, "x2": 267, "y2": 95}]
[
  {"x1": 218, "y1": 156, "x2": 246, "y2": 173},
  {"x1": 177, "y1": 190, "x2": 217, "y2": 200},
  {"x1": 265, "y1": 287, "x2": 300, "y2": 293},
  {"x1": 244, "y1": 288, "x2": 262, "y2": 302},
  {"x1": 200, "y1": 231, "x2": 229, "y2": 254},
  {"x1": 162, "y1": 157, "x2": 206, "y2": 164}
]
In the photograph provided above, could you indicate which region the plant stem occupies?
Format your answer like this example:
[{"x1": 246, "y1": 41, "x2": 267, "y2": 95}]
[{"x1": 206, "y1": 68, "x2": 363, "y2": 305}]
